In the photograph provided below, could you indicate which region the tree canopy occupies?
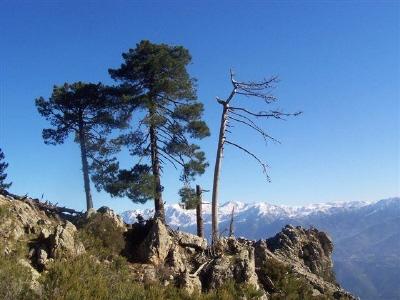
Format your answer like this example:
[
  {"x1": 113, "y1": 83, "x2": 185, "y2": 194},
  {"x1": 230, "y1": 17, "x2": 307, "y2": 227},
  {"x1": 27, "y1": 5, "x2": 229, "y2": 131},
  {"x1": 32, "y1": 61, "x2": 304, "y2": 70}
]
[
  {"x1": 36, "y1": 82, "x2": 130, "y2": 210},
  {"x1": 92, "y1": 40, "x2": 210, "y2": 221}
]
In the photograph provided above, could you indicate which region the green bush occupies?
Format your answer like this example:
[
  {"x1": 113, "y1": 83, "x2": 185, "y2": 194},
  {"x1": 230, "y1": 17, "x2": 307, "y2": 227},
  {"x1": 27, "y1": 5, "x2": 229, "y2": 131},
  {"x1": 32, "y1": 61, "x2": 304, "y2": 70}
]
[
  {"x1": 40, "y1": 254, "x2": 265, "y2": 300},
  {"x1": 260, "y1": 258, "x2": 328, "y2": 300},
  {"x1": 0, "y1": 244, "x2": 35, "y2": 300},
  {"x1": 77, "y1": 213, "x2": 126, "y2": 260}
]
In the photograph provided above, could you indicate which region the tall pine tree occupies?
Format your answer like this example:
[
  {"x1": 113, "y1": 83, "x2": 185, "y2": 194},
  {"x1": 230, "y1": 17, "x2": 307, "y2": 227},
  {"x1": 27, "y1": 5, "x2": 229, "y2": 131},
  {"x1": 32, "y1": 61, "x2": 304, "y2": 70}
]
[
  {"x1": 95, "y1": 40, "x2": 209, "y2": 222},
  {"x1": 35, "y1": 82, "x2": 130, "y2": 210},
  {"x1": 0, "y1": 148, "x2": 12, "y2": 191}
]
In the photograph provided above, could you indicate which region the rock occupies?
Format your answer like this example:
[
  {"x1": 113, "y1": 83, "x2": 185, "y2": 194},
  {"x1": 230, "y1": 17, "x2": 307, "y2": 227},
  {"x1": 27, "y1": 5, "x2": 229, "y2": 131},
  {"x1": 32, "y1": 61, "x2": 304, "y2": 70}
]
[
  {"x1": 137, "y1": 219, "x2": 172, "y2": 265},
  {"x1": 173, "y1": 231, "x2": 207, "y2": 251},
  {"x1": 202, "y1": 238, "x2": 261, "y2": 291},
  {"x1": 0, "y1": 193, "x2": 356, "y2": 299},
  {"x1": 85, "y1": 208, "x2": 97, "y2": 219},
  {"x1": 266, "y1": 225, "x2": 335, "y2": 282},
  {"x1": 130, "y1": 263, "x2": 158, "y2": 283},
  {"x1": 39, "y1": 227, "x2": 52, "y2": 240},
  {"x1": 166, "y1": 245, "x2": 187, "y2": 273},
  {"x1": 263, "y1": 225, "x2": 355, "y2": 299},
  {"x1": 177, "y1": 272, "x2": 202, "y2": 295},
  {"x1": 18, "y1": 259, "x2": 41, "y2": 294},
  {"x1": 96, "y1": 206, "x2": 126, "y2": 230},
  {"x1": 37, "y1": 248, "x2": 48, "y2": 267},
  {"x1": 48, "y1": 221, "x2": 85, "y2": 258}
]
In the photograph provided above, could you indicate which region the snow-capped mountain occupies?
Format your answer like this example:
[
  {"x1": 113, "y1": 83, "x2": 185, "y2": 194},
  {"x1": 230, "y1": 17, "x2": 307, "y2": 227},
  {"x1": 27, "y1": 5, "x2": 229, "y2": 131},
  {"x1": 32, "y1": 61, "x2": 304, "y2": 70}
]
[
  {"x1": 121, "y1": 199, "x2": 374, "y2": 227},
  {"x1": 122, "y1": 197, "x2": 400, "y2": 300}
]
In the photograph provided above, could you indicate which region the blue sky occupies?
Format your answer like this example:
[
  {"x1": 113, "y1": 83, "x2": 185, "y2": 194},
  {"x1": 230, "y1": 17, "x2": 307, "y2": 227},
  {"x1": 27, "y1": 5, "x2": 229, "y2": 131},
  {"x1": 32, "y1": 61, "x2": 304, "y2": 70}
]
[{"x1": 0, "y1": 1, "x2": 399, "y2": 212}]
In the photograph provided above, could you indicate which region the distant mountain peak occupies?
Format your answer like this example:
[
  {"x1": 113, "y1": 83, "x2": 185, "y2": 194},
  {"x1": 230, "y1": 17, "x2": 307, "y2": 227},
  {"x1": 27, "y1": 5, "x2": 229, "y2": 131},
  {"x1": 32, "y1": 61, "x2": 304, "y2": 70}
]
[{"x1": 122, "y1": 198, "x2": 396, "y2": 226}]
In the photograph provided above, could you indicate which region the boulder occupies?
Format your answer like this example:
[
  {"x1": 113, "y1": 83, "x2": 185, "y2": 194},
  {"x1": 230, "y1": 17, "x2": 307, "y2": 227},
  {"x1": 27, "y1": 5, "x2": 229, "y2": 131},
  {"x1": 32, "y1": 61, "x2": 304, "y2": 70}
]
[
  {"x1": 201, "y1": 238, "x2": 261, "y2": 291},
  {"x1": 96, "y1": 206, "x2": 126, "y2": 230},
  {"x1": 166, "y1": 244, "x2": 187, "y2": 273},
  {"x1": 173, "y1": 231, "x2": 207, "y2": 251},
  {"x1": 48, "y1": 221, "x2": 85, "y2": 258},
  {"x1": 176, "y1": 272, "x2": 202, "y2": 295},
  {"x1": 137, "y1": 219, "x2": 173, "y2": 265}
]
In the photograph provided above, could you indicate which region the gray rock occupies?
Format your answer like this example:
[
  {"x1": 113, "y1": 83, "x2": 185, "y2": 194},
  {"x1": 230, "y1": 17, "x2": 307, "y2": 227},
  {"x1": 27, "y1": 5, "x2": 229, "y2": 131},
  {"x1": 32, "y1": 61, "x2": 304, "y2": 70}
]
[
  {"x1": 96, "y1": 206, "x2": 126, "y2": 230},
  {"x1": 202, "y1": 238, "x2": 261, "y2": 291},
  {"x1": 48, "y1": 221, "x2": 85, "y2": 258},
  {"x1": 137, "y1": 219, "x2": 172, "y2": 265},
  {"x1": 173, "y1": 231, "x2": 207, "y2": 250},
  {"x1": 177, "y1": 272, "x2": 202, "y2": 295}
]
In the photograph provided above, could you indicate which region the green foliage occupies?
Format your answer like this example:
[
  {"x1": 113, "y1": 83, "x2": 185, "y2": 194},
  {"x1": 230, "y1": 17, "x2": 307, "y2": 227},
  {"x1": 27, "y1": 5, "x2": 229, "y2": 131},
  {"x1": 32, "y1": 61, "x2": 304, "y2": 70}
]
[
  {"x1": 0, "y1": 232, "x2": 263, "y2": 300},
  {"x1": 0, "y1": 148, "x2": 12, "y2": 190},
  {"x1": 95, "y1": 164, "x2": 157, "y2": 204},
  {"x1": 260, "y1": 258, "x2": 329, "y2": 300},
  {"x1": 41, "y1": 254, "x2": 135, "y2": 300},
  {"x1": 77, "y1": 213, "x2": 126, "y2": 260},
  {"x1": 36, "y1": 82, "x2": 130, "y2": 209},
  {"x1": 93, "y1": 40, "x2": 210, "y2": 208},
  {"x1": 35, "y1": 82, "x2": 129, "y2": 147},
  {"x1": 202, "y1": 281, "x2": 263, "y2": 300},
  {"x1": 41, "y1": 254, "x2": 264, "y2": 300},
  {"x1": 0, "y1": 243, "x2": 35, "y2": 300},
  {"x1": 179, "y1": 186, "x2": 198, "y2": 209}
]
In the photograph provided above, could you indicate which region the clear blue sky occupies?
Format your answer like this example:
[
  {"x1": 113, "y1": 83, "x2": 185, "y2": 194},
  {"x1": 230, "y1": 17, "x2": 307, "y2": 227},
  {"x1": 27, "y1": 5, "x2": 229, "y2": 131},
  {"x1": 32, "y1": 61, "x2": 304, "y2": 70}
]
[{"x1": 1, "y1": 1, "x2": 399, "y2": 212}]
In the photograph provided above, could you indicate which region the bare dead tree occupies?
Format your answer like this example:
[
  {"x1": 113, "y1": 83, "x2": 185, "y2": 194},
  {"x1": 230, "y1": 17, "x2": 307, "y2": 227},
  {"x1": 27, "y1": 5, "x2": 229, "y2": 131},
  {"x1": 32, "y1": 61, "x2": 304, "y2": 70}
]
[{"x1": 211, "y1": 70, "x2": 301, "y2": 244}]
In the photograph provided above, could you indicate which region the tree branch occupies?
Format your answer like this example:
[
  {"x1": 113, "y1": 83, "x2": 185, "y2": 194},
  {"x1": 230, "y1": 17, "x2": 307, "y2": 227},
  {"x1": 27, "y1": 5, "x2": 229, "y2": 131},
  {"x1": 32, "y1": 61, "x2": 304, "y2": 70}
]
[
  {"x1": 228, "y1": 112, "x2": 280, "y2": 144},
  {"x1": 225, "y1": 140, "x2": 270, "y2": 182},
  {"x1": 229, "y1": 106, "x2": 301, "y2": 119},
  {"x1": 157, "y1": 147, "x2": 185, "y2": 167}
]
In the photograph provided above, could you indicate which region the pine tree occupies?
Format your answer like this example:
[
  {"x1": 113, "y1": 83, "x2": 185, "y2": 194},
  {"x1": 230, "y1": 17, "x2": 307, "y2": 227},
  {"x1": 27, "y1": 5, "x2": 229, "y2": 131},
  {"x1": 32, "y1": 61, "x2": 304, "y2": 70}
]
[
  {"x1": 0, "y1": 148, "x2": 12, "y2": 191},
  {"x1": 35, "y1": 82, "x2": 129, "y2": 210},
  {"x1": 96, "y1": 40, "x2": 210, "y2": 222}
]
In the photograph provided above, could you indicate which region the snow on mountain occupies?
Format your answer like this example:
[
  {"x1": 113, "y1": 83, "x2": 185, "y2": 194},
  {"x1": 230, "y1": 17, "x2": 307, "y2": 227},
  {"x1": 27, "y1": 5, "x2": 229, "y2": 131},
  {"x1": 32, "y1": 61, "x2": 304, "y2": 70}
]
[{"x1": 121, "y1": 198, "x2": 375, "y2": 226}]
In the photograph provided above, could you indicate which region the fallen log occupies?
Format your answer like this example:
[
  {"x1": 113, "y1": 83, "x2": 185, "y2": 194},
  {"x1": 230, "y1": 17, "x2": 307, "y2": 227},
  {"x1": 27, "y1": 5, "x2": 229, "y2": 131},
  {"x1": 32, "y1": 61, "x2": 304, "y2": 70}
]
[{"x1": 0, "y1": 189, "x2": 83, "y2": 216}]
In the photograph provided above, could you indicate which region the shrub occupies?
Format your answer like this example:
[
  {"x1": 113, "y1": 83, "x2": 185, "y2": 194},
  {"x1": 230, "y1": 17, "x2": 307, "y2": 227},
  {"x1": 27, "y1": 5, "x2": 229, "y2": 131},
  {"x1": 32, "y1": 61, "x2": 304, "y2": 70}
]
[
  {"x1": 41, "y1": 254, "x2": 136, "y2": 300},
  {"x1": 0, "y1": 243, "x2": 35, "y2": 300},
  {"x1": 77, "y1": 213, "x2": 125, "y2": 260},
  {"x1": 40, "y1": 254, "x2": 265, "y2": 300},
  {"x1": 260, "y1": 258, "x2": 328, "y2": 300}
]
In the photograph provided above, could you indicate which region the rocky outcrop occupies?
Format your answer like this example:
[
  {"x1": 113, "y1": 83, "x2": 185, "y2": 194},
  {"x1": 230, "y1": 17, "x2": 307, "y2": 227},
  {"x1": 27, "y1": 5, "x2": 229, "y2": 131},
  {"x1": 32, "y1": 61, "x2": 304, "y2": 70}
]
[
  {"x1": 95, "y1": 206, "x2": 126, "y2": 230},
  {"x1": 129, "y1": 219, "x2": 355, "y2": 298},
  {"x1": 0, "y1": 193, "x2": 355, "y2": 299},
  {"x1": 137, "y1": 218, "x2": 174, "y2": 265},
  {"x1": 201, "y1": 238, "x2": 260, "y2": 291},
  {"x1": 260, "y1": 225, "x2": 354, "y2": 299},
  {"x1": 266, "y1": 225, "x2": 335, "y2": 282},
  {"x1": 29, "y1": 221, "x2": 85, "y2": 270}
]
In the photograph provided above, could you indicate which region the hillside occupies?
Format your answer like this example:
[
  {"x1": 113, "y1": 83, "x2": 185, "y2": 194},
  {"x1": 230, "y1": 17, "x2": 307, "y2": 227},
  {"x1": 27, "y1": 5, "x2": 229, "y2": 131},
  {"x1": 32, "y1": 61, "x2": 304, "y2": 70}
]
[
  {"x1": 0, "y1": 191, "x2": 355, "y2": 299},
  {"x1": 123, "y1": 197, "x2": 400, "y2": 300}
]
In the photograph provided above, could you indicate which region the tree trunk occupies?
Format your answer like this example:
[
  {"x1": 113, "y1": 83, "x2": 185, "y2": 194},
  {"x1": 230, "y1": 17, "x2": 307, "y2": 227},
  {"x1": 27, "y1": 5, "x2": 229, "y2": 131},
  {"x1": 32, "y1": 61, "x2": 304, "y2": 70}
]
[
  {"x1": 78, "y1": 124, "x2": 93, "y2": 211},
  {"x1": 196, "y1": 185, "x2": 204, "y2": 238},
  {"x1": 211, "y1": 103, "x2": 229, "y2": 244},
  {"x1": 149, "y1": 113, "x2": 165, "y2": 222},
  {"x1": 229, "y1": 206, "x2": 235, "y2": 237}
]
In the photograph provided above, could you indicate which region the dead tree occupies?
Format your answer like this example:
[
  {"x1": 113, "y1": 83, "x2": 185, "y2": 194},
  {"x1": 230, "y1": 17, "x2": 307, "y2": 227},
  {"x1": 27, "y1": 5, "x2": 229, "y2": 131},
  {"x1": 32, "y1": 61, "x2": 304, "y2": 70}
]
[
  {"x1": 229, "y1": 206, "x2": 235, "y2": 237},
  {"x1": 211, "y1": 70, "x2": 301, "y2": 244},
  {"x1": 196, "y1": 185, "x2": 204, "y2": 238}
]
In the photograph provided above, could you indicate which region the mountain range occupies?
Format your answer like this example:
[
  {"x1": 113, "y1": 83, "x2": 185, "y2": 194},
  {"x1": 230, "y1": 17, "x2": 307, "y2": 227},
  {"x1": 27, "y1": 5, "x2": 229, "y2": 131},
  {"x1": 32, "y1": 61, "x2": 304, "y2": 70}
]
[{"x1": 122, "y1": 197, "x2": 400, "y2": 300}]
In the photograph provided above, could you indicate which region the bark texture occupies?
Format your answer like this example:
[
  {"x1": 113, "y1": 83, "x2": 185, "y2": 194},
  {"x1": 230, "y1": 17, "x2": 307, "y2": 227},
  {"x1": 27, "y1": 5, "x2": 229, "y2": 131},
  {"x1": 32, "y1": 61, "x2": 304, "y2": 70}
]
[{"x1": 196, "y1": 185, "x2": 204, "y2": 238}]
